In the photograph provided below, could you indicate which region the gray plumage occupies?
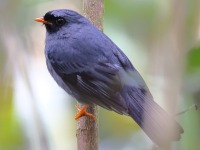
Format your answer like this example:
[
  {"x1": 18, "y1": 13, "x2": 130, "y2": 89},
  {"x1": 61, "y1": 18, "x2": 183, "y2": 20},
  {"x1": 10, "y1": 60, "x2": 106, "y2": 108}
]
[{"x1": 40, "y1": 9, "x2": 183, "y2": 147}]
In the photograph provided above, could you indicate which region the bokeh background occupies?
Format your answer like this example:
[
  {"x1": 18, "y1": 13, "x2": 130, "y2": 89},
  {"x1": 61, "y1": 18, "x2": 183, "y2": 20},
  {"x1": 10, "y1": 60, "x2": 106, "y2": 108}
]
[{"x1": 0, "y1": 0, "x2": 200, "y2": 150}]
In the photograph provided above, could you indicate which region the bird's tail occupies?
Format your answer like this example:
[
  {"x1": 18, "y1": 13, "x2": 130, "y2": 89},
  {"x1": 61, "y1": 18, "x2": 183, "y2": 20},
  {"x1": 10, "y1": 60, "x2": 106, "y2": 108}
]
[{"x1": 127, "y1": 89, "x2": 184, "y2": 147}]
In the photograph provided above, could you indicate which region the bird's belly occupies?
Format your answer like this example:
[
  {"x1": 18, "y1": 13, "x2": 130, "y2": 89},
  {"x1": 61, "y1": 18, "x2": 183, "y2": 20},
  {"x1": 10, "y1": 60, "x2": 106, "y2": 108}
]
[
  {"x1": 46, "y1": 60, "x2": 73, "y2": 95},
  {"x1": 46, "y1": 60, "x2": 88, "y2": 103}
]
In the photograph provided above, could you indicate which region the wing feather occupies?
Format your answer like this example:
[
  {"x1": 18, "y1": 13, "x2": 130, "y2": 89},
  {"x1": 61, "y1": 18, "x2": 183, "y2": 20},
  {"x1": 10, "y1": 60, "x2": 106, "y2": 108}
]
[{"x1": 50, "y1": 59, "x2": 129, "y2": 114}]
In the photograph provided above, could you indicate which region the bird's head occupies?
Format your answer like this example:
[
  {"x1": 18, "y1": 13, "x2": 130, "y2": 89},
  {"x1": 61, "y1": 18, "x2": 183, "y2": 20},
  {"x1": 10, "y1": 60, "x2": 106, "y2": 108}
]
[{"x1": 35, "y1": 9, "x2": 89, "y2": 34}]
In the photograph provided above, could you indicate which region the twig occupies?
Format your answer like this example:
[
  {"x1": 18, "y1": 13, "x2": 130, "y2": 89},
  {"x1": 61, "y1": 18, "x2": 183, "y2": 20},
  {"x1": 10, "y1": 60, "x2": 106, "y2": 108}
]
[{"x1": 176, "y1": 104, "x2": 199, "y2": 116}]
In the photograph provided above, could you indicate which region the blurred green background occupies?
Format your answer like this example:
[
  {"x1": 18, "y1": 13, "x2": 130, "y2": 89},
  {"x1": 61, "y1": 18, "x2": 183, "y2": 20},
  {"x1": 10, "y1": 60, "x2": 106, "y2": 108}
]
[{"x1": 0, "y1": 0, "x2": 200, "y2": 150}]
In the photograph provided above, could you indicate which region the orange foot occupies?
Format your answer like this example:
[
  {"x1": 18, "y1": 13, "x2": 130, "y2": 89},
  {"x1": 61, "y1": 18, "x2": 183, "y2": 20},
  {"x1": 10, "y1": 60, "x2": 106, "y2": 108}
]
[{"x1": 75, "y1": 105, "x2": 96, "y2": 120}]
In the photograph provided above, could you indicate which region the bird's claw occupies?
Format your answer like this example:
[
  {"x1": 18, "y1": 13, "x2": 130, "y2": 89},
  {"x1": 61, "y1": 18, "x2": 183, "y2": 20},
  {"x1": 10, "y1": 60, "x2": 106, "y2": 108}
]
[{"x1": 75, "y1": 105, "x2": 96, "y2": 120}]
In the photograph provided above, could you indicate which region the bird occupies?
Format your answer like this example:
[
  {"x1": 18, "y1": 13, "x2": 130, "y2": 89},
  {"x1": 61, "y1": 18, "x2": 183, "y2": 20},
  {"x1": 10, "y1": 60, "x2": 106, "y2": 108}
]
[{"x1": 35, "y1": 9, "x2": 184, "y2": 147}]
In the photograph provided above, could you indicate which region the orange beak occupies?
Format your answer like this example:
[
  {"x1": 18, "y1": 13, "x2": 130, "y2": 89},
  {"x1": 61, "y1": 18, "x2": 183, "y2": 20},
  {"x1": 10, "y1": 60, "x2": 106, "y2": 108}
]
[{"x1": 35, "y1": 17, "x2": 52, "y2": 25}]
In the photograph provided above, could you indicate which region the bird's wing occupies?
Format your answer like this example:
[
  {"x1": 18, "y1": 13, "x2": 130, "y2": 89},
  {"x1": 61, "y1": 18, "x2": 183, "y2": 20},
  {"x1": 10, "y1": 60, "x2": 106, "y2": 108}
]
[
  {"x1": 49, "y1": 57, "x2": 129, "y2": 115},
  {"x1": 112, "y1": 46, "x2": 134, "y2": 70},
  {"x1": 46, "y1": 28, "x2": 147, "y2": 115}
]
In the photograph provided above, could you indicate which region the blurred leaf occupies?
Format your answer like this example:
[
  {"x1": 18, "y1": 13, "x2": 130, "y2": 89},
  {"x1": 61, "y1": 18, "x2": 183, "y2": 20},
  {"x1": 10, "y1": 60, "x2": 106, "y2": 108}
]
[
  {"x1": 104, "y1": 0, "x2": 159, "y2": 43},
  {"x1": 187, "y1": 45, "x2": 200, "y2": 74},
  {"x1": 179, "y1": 96, "x2": 200, "y2": 150},
  {"x1": 99, "y1": 108, "x2": 139, "y2": 139},
  {"x1": 0, "y1": 85, "x2": 24, "y2": 150}
]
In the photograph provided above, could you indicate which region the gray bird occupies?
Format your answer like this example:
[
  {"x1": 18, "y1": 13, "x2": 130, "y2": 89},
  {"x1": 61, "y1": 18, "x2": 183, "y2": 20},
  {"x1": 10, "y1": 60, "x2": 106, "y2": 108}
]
[{"x1": 35, "y1": 9, "x2": 183, "y2": 147}]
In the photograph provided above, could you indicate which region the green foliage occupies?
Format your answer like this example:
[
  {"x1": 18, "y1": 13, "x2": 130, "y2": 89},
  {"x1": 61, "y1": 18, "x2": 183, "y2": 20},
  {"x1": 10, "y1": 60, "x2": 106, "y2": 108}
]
[
  {"x1": 179, "y1": 96, "x2": 200, "y2": 150},
  {"x1": 104, "y1": 0, "x2": 160, "y2": 43},
  {"x1": 0, "y1": 86, "x2": 24, "y2": 150},
  {"x1": 99, "y1": 108, "x2": 139, "y2": 139},
  {"x1": 187, "y1": 45, "x2": 200, "y2": 74}
]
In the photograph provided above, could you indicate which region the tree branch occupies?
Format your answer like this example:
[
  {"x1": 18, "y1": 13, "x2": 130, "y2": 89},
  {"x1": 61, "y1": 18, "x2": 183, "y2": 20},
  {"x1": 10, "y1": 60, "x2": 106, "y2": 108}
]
[
  {"x1": 83, "y1": 0, "x2": 104, "y2": 31},
  {"x1": 76, "y1": 0, "x2": 104, "y2": 150}
]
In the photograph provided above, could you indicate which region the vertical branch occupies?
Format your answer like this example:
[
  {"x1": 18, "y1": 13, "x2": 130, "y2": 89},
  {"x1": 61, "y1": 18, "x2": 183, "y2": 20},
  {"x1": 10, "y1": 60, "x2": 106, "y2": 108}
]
[
  {"x1": 76, "y1": 103, "x2": 98, "y2": 150},
  {"x1": 83, "y1": 0, "x2": 104, "y2": 30},
  {"x1": 76, "y1": 0, "x2": 104, "y2": 150}
]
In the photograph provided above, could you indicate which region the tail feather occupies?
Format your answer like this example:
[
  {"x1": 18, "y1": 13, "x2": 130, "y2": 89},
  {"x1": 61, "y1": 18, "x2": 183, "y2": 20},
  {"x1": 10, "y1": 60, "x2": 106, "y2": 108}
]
[{"x1": 127, "y1": 88, "x2": 184, "y2": 147}]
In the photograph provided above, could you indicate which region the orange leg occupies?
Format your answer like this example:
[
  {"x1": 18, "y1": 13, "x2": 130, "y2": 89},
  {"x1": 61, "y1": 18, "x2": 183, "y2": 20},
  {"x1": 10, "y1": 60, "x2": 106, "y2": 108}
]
[{"x1": 75, "y1": 105, "x2": 96, "y2": 120}]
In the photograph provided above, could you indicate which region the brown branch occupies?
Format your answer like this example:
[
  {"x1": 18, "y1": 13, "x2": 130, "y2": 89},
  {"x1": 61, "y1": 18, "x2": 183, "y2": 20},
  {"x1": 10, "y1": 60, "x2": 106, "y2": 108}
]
[
  {"x1": 83, "y1": 0, "x2": 104, "y2": 31},
  {"x1": 76, "y1": 0, "x2": 104, "y2": 150},
  {"x1": 76, "y1": 103, "x2": 98, "y2": 150}
]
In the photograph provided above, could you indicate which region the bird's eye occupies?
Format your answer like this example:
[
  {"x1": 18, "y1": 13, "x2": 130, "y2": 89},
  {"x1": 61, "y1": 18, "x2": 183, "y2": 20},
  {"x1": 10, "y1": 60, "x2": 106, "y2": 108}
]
[{"x1": 56, "y1": 18, "x2": 65, "y2": 26}]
